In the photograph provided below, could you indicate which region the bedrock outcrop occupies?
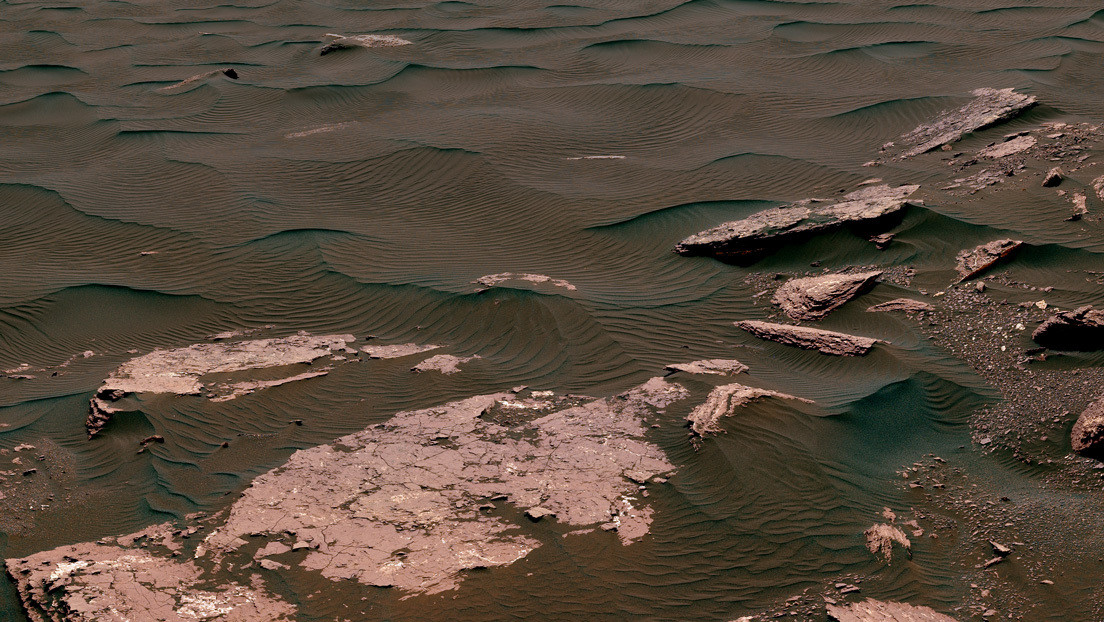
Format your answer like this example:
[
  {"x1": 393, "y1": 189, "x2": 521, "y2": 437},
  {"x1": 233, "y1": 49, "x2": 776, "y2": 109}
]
[
  {"x1": 734, "y1": 320, "x2": 879, "y2": 356},
  {"x1": 772, "y1": 271, "x2": 882, "y2": 320},
  {"x1": 1032, "y1": 305, "x2": 1104, "y2": 351}
]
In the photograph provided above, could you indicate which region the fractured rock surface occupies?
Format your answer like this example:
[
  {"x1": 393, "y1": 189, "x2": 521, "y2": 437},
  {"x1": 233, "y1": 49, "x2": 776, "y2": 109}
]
[
  {"x1": 411, "y1": 354, "x2": 480, "y2": 375},
  {"x1": 6, "y1": 533, "x2": 295, "y2": 622},
  {"x1": 361, "y1": 342, "x2": 442, "y2": 359},
  {"x1": 772, "y1": 271, "x2": 882, "y2": 320},
  {"x1": 1032, "y1": 305, "x2": 1104, "y2": 351},
  {"x1": 686, "y1": 382, "x2": 811, "y2": 437},
  {"x1": 827, "y1": 598, "x2": 958, "y2": 622},
  {"x1": 474, "y1": 273, "x2": 577, "y2": 291},
  {"x1": 954, "y1": 239, "x2": 1023, "y2": 281},
  {"x1": 320, "y1": 32, "x2": 412, "y2": 54},
  {"x1": 883, "y1": 87, "x2": 1037, "y2": 160},
  {"x1": 674, "y1": 185, "x2": 919, "y2": 261},
  {"x1": 734, "y1": 320, "x2": 879, "y2": 356},
  {"x1": 866, "y1": 298, "x2": 935, "y2": 313},
  {"x1": 864, "y1": 523, "x2": 911, "y2": 563},
  {"x1": 197, "y1": 380, "x2": 687, "y2": 594}
]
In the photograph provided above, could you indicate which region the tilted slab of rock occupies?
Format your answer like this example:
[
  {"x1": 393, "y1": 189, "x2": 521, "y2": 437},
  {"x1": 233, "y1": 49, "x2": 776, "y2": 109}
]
[
  {"x1": 827, "y1": 599, "x2": 958, "y2": 622},
  {"x1": 197, "y1": 379, "x2": 687, "y2": 594},
  {"x1": 360, "y1": 342, "x2": 441, "y2": 359},
  {"x1": 1072, "y1": 396, "x2": 1104, "y2": 457},
  {"x1": 674, "y1": 185, "x2": 919, "y2": 261},
  {"x1": 978, "y1": 133, "x2": 1036, "y2": 159},
  {"x1": 320, "y1": 32, "x2": 412, "y2": 55},
  {"x1": 687, "y1": 382, "x2": 812, "y2": 437},
  {"x1": 664, "y1": 359, "x2": 749, "y2": 376},
  {"x1": 884, "y1": 88, "x2": 1037, "y2": 160},
  {"x1": 474, "y1": 273, "x2": 577, "y2": 292},
  {"x1": 411, "y1": 354, "x2": 480, "y2": 375},
  {"x1": 87, "y1": 333, "x2": 354, "y2": 436},
  {"x1": 1032, "y1": 305, "x2": 1104, "y2": 351},
  {"x1": 6, "y1": 534, "x2": 295, "y2": 622},
  {"x1": 867, "y1": 298, "x2": 935, "y2": 313},
  {"x1": 734, "y1": 320, "x2": 879, "y2": 356},
  {"x1": 954, "y1": 239, "x2": 1022, "y2": 281},
  {"x1": 772, "y1": 271, "x2": 882, "y2": 320}
]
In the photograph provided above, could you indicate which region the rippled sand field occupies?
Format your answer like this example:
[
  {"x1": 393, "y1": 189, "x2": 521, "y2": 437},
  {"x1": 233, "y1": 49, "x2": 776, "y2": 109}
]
[{"x1": 2, "y1": 0, "x2": 1104, "y2": 620}]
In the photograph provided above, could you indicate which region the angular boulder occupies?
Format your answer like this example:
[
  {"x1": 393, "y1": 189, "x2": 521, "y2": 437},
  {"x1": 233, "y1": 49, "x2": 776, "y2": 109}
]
[
  {"x1": 1072, "y1": 397, "x2": 1104, "y2": 457},
  {"x1": 674, "y1": 185, "x2": 919, "y2": 261},
  {"x1": 664, "y1": 359, "x2": 749, "y2": 376},
  {"x1": 886, "y1": 87, "x2": 1037, "y2": 160},
  {"x1": 1032, "y1": 305, "x2": 1104, "y2": 351},
  {"x1": 867, "y1": 298, "x2": 935, "y2": 313},
  {"x1": 772, "y1": 271, "x2": 882, "y2": 320},
  {"x1": 734, "y1": 320, "x2": 879, "y2": 356}
]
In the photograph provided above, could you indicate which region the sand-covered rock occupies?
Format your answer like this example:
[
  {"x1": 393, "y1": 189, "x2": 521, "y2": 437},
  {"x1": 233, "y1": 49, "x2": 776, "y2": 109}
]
[
  {"x1": 864, "y1": 523, "x2": 911, "y2": 563},
  {"x1": 664, "y1": 359, "x2": 749, "y2": 376},
  {"x1": 734, "y1": 320, "x2": 879, "y2": 356},
  {"x1": 197, "y1": 380, "x2": 686, "y2": 594},
  {"x1": 827, "y1": 598, "x2": 958, "y2": 622},
  {"x1": 1032, "y1": 305, "x2": 1104, "y2": 351},
  {"x1": 86, "y1": 333, "x2": 355, "y2": 436},
  {"x1": 320, "y1": 32, "x2": 412, "y2": 55},
  {"x1": 867, "y1": 298, "x2": 935, "y2": 313},
  {"x1": 674, "y1": 185, "x2": 919, "y2": 261},
  {"x1": 1072, "y1": 397, "x2": 1104, "y2": 457},
  {"x1": 772, "y1": 271, "x2": 882, "y2": 320},
  {"x1": 474, "y1": 273, "x2": 577, "y2": 291},
  {"x1": 686, "y1": 382, "x2": 811, "y2": 437},
  {"x1": 954, "y1": 239, "x2": 1022, "y2": 281},
  {"x1": 883, "y1": 87, "x2": 1037, "y2": 160}
]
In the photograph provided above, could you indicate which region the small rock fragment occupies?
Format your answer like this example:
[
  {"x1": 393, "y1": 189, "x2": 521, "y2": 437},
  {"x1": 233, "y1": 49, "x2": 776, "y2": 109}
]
[{"x1": 1042, "y1": 167, "x2": 1063, "y2": 187}]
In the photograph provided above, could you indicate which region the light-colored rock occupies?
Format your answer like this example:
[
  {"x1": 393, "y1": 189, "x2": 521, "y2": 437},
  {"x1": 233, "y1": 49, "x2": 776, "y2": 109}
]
[
  {"x1": 978, "y1": 134, "x2": 1036, "y2": 158},
  {"x1": 360, "y1": 342, "x2": 441, "y2": 359},
  {"x1": 734, "y1": 320, "x2": 879, "y2": 356},
  {"x1": 474, "y1": 273, "x2": 577, "y2": 291},
  {"x1": 687, "y1": 383, "x2": 812, "y2": 437},
  {"x1": 866, "y1": 298, "x2": 935, "y2": 313},
  {"x1": 772, "y1": 271, "x2": 882, "y2": 320},
  {"x1": 954, "y1": 239, "x2": 1023, "y2": 281},
  {"x1": 888, "y1": 88, "x2": 1037, "y2": 160},
  {"x1": 674, "y1": 185, "x2": 919, "y2": 260},
  {"x1": 864, "y1": 523, "x2": 911, "y2": 563},
  {"x1": 827, "y1": 598, "x2": 958, "y2": 621},
  {"x1": 1072, "y1": 396, "x2": 1104, "y2": 456},
  {"x1": 411, "y1": 354, "x2": 480, "y2": 375},
  {"x1": 664, "y1": 359, "x2": 749, "y2": 376}
]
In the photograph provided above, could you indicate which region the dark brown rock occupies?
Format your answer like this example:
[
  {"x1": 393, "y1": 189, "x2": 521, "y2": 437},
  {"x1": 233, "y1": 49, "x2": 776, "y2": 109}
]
[
  {"x1": 772, "y1": 271, "x2": 882, "y2": 320},
  {"x1": 1032, "y1": 305, "x2": 1104, "y2": 351},
  {"x1": 222, "y1": 68, "x2": 239, "y2": 79},
  {"x1": 1071, "y1": 397, "x2": 1104, "y2": 456},
  {"x1": 674, "y1": 185, "x2": 919, "y2": 261},
  {"x1": 734, "y1": 320, "x2": 879, "y2": 356},
  {"x1": 954, "y1": 239, "x2": 1023, "y2": 281}
]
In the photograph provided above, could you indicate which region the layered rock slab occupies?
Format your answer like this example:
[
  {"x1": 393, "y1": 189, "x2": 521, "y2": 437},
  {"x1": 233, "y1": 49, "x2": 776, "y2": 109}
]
[
  {"x1": 686, "y1": 382, "x2": 811, "y2": 437},
  {"x1": 664, "y1": 359, "x2": 749, "y2": 376},
  {"x1": 198, "y1": 379, "x2": 687, "y2": 594},
  {"x1": 827, "y1": 598, "x2": 958, "y2": 622},
  {"x1": 674, "y1": 185, "x2": 919, "y2": 261},
  {"x1": 6, "y1": 537, "x2": 295, "y2": 622},
  {"x1": 87, "y1": 333, "x2": 355, "y2": 436},
  {"x1": 734, "y1": 320, "x2": 879, "y2": 356},
  {"x1": 867, "y1": 298, "x2": 935, "y2": 313},
  {"x1": 772, "y1": 271, "x2": 882, "y2": 320},
  {"x1": 883, "y1": 87, "x2": 1037, "y2": 161},
  {"x1": 954, "y1": 239, "x2": 1023, "y2": 281},
  {"x1": 1032, "y1": 305, "x2": 1104, "y2": 351}
]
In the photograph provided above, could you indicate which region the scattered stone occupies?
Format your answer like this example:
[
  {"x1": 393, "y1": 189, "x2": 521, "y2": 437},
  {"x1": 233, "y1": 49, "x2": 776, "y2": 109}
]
[
  {"x1": 686, "y1": 382, "x2": 812, "y2": 437},
  {"x1": 884, "y1": 88, "x2": 1037, "y2": 160},
  {"x1": 1042, "y1": 167, "x2": 1064, "y2": 187},
  {"x1": 1032, "y1": 306, "x2": 1104, "y2": 350},
  {"x1": 866, "y1": 298, "x2": 935, "y2": 313},
  {"x1": 734, "y1": 320, "x2": 879, "y2": 356},
  {"x1": 954, "y1": 239, "x2": 1023, "y2": 281},
  {"x1": 411, "y1": 354, "x2": 480, "y2": 375},
  {"x1": 827, "y1": 598, "x2": 957, "y2": 622},
  {"x1": 990, "y1": 540, "x2": 1013, "y2": 557},
  {"x1": 1071, "y1": 396, "x2": 1104, "y2": 457},
  {"x1": 864, "y1": 523, "x2": 911, "y2": 563},
  {"x1": 664, "y1": 359, "x2": 749, "y2": 376},
  {"x1": 673, "y1": 185, "x2": 919, "y2": 261},
  {"x1": 983, "y1": 556, "x2": 1003, "y2": 568},
  {"x1": 772, "y1": 271, "x2": 882, "y2": 320}
]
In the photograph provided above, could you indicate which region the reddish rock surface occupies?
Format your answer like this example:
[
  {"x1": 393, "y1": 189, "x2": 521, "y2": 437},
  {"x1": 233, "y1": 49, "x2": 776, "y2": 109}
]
[
  {"x1": 734, "y1": 320, "x2": 879, "y2": 356},
  {"x1": 954, "y1": 239, "x2": 1023, "y2": 281},
  {"x1": 686, "y1": 382, "x2": 812, "y2": 437},
  {"x1": 772, "y1": 271, "x2": 882, "y2": 320},
  {"x1": 1072, "y1": 397, "x2": 1104, "y2": 456},
  {"x1": 867, "y1": 298, "x2": 935, "y2": 313},
  {"x1": 827, "y1": 598, "x2": 958, "y2": 621},
  {"x1": 1032, "y1": 305, "x2": 1104, "y2": 351}
]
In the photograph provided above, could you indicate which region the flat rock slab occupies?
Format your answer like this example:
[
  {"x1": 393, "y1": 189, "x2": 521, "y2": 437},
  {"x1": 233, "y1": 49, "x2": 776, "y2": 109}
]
[
  {"x1": 674, "y1": 184, "x2": 919, "y2": 261},
  {"x1": 867, "y1": 298, "x2": 935, "y2": 313},
  {"x1": 664, "y1": 359, "x2": 749, "y2": 376},
  {"x1": 1032, "y1": 305, "x2": 1104, "y2": 351},
  {"x1": 87, "y1": 333, "x2": 355, "y2": 437},
  {"x1": 474, "y1": 273, "x2": 577, "y2": 292},
  {"x1": 734, "y1": 320, "x2": 879, "y2": 356},
  {"x1": 411, "y1": 354, "x2": 480, "y2": 374},
  {"x1": 1072, "y1": 397, "x2": 1104, "y2": 456},
  {"x1": 197, "y1": 379, "x2": 687, "y2": 595},
  {"x1": 885, "y1": 87, "x2": 1037, "y2": 160},
  {"x1": 772, "y1": 271, "x2": 882, "y2": 320},
  {"x1": 6, "y1": 533, "x2": 296, "y2": 622},
  {"x1": 687, "y1": 382, "x2": 811, "y2": 437},
  {"x1": 827, "y1": 599, "x2": 958, "y2": 622},
  {"x1": 954, "y1": 239, "x2": 1023, "y2": 281},
  {"x1": 360, "y1": 342, "x2": 441, "y2": 359}
]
